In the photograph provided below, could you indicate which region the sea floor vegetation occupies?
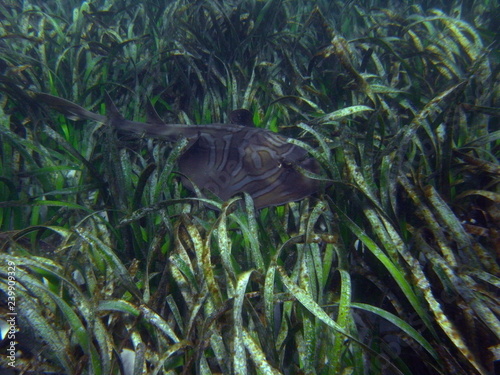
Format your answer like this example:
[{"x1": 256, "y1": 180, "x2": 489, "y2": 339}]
[{"x1": 0, "y1": 0, "x2": 499, "y2": 374}]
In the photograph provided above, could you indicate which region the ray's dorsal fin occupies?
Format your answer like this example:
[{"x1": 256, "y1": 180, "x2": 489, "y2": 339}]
[
  {"x1": 145, "y1": 100, "x2": 166, "y2": 126},
  {"x1": 104, "y1": 91, "x2": 125, "y2": 122},
  {"x1": 229, "y1": 109, "x2": 254, "y2": 127}
]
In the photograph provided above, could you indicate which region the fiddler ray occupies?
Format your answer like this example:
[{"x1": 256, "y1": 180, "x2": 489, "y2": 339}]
[{"x1": 34, "y1": 92, "x2": 327, "y2": 209}]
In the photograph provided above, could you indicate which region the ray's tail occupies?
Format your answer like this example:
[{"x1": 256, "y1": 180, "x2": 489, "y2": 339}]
[
  {"x1": 34, "y1": 92, "x2": 184, "y2": 141},
  {"x1": 34, "y1": 93, "x2": 107, "y2": 123}
]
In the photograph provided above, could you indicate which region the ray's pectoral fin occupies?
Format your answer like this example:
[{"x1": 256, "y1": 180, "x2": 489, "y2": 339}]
[
  {"x1": 177, "y1": 131, "x2": 262, "y2": 204},
  {"x1": 177, "y1": 126, "x2": 328, "y2": 209},
  {"x1": 177, "y1": 137, "x2": 210, "y2": 191},
  {"x1": 251, "y1": 156, "x2": 325, "y2": 209}
]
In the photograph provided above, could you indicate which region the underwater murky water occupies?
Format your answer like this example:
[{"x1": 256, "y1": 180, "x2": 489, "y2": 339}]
[{"x1": 0, "y1": 1, "x2": 498, "y2": 374}]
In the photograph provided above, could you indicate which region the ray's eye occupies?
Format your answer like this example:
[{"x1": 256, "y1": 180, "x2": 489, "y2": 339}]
[{"x1": 278, "y1": 158, "x2": 293, "y2": 169}]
